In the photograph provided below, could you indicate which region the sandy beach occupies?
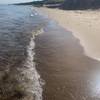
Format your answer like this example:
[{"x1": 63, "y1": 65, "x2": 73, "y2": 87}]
[
  {"x1": 34, "y1": 7, "x2": 100, "y2": 100},
  {"x1": 35, "y1": 20, "x2": 100, "y2": 100},
  {"x1": 38, "y1": 7, "x2": 100, "y2": 60}
]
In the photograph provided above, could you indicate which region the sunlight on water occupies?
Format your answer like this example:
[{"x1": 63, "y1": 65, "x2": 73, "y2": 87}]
[{"x1": 89, "y1": 71, "x2": 100, "y2": 98}]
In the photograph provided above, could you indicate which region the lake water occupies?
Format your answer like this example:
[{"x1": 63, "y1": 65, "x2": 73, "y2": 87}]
[{"x1": 0, "y1": 5, "x2": 46, "y2": 100}]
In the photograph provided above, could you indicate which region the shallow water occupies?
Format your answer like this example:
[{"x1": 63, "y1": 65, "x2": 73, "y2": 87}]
[
  {"x1": 0, "y1": 5, "x2": 46, "y2": 100},
  {"x1": 35, "y1": 20, "x2": 100, "y2": 100}
]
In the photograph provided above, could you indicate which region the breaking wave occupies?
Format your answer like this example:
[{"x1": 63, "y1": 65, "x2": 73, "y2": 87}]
[{"x1": 23, "y1": 28, "x2": 45, "y2": 100}]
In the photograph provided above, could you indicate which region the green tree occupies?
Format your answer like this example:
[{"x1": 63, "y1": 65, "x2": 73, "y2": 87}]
[{"x1": 44, "y1": 0, "x2": 64, "y2": 4}]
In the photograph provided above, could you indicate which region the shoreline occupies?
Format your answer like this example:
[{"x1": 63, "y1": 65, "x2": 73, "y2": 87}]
[
  {"x1": 37, "y1": 7, "x2": 100, "y2": 61},
  {"x1": 35, "y1": 19, "x2": 100, "y2": 100}
]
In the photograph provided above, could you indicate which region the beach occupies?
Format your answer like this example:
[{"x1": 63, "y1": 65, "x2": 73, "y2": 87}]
[
  {"x1": 35, "y1": 15, "x2": 100, "y2": 100},
  {"x1": 34, "y1": 7, "x2": 100, "y2": 100},
  {"x1": 2, "y1": 5, "x2": 100, "y2": 100},
  {"x1": 37, "y1": 7, "x2": 100, "y2": 60}
]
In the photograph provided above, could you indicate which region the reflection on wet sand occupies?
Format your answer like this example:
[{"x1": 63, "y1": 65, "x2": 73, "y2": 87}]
[{"x1": 35, "y1": 22, "x2": 100, "y2": 100}]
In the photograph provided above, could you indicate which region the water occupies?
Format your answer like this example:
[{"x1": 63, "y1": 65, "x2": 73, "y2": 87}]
[{"x1": 0, "y1": 5, "x2": 46, "y2": 100}]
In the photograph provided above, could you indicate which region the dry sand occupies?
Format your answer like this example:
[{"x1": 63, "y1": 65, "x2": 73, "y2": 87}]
[{"x1": 38, "y1": 7, "x2": 100, "y2": 60}]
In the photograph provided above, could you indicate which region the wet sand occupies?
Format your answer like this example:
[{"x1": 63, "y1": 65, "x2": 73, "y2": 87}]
[
  {"x1": 38, "y1": 7, "x2": 100, "y2": 60},
  {"x1": 35, "y1": 22, "x2": 100, "y2": 100}
]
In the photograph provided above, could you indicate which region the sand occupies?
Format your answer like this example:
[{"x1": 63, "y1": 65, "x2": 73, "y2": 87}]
[
  {"x1": 35, "y1": 21, "x2": 100, "y2": 100},
  {"x1": 38, "y1": 7, "x2": 100, "y2": 60}
]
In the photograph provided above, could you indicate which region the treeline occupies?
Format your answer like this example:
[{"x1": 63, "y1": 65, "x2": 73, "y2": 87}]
[
  {"x1": 15, "y1": 0, "x2": 100, "y2": 10},
  {"x1": 14, "y1": 1, "x2": 44, "y2": 6},
  {"x1": 44, "y1": 0, "x2": 64, "y2": 4},
  {"x1": 14, "y1": 0, "x2": 64, "y2": 6},
  {"x1": 44, "y1": 0, "x2": 100, "y2": 9},
  {"x1": 62, "y1": 0, "x2": 100, "y2": 10}
]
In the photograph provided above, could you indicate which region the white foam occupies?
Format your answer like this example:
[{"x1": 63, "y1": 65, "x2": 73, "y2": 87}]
[
  {"x1": 71, "y1": 32, "x2": 100, "y2": 61},
  {"x1": 23, "y1": 34, "x2": 44, "y2": 100},
  {"x1": 31, "y1": 14, "x2": 34, "y2": 17}
]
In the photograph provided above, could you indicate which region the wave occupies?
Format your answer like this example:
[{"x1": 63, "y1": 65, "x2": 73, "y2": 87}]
[{"x1": 22, "y1": 28, "x2": 45, "y2": 100}]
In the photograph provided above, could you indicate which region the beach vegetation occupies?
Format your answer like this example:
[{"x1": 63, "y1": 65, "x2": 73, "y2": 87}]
[{"x1": 44, "y1": 0, "x2": 64, "y2": 4}]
